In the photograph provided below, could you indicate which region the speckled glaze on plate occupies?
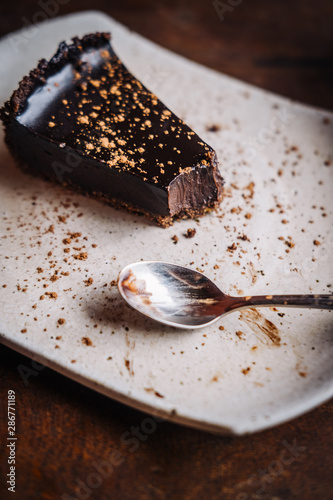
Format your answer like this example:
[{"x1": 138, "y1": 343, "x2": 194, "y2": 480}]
[{"x1": 0, "y1": 11, "x2": 332, "y2": 435}]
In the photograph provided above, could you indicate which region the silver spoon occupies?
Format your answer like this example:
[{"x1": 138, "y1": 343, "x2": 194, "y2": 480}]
[{"x1": 117, "y1": 261, "x2": 333, "y2": 329}]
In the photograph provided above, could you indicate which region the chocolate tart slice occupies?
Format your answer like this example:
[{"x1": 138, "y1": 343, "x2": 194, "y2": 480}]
[{"x1": 0, "y1": 33, "x2": 224, "y2": 226}]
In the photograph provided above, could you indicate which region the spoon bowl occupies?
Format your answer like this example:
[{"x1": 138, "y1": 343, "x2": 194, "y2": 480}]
[{"x1": 118, "y1": 261, "x2": 333, "y2": 329}]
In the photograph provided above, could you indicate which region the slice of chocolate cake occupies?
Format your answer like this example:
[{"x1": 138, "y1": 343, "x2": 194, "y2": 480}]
[{"x1": 0, "y1": 33, "x2": 224, "y2": 226}]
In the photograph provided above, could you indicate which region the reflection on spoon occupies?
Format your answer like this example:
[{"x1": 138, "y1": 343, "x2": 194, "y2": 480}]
[{"x1": 117, "y1": 261, "x2": 333, "y2": 329}]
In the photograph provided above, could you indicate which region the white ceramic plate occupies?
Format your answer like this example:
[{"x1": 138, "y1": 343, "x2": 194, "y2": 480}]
[{"x1": 0, "y1": 11, "x2": 332, "y2": 435}]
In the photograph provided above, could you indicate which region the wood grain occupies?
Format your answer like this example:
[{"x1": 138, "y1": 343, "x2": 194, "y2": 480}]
[{"x1": 0, "y1": 1, "x2": 333, "y2": 499}]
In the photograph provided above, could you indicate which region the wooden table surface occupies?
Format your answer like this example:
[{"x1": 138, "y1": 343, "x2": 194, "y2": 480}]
[{"x1": 0, "y1": 1, "x2": 332, "y2": 499}]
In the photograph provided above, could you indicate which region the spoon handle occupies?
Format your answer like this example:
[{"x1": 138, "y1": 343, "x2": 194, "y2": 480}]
[{"x1": 235, "y1": 294, "x2": 333, "y2": 310}]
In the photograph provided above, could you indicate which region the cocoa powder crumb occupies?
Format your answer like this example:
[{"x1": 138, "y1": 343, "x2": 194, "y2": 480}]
[
  {"x1": 68, "y1": 232, "x2": 82, "y2": 239},
  {"x1": 82, "y1": 337, "x2": 93, "y2": 346},
  {"x1": 285, "y1": 239, "x2": 295, "y2": 248},
  {"x1": 73, "y1": 252, "x2": 88, "y2": 260},
  {"x1": 185, "y1": 228, "x2": 196, "y2": 238},
  {"x1": 238, "y1": 234, "x2": 250, "y2": 242},
  {"x1": 206, "y1": 124, "x2": 221, "y2": 132},
  {"x1": 227, "y1": 243, "x2": 237, "y2": 252}
]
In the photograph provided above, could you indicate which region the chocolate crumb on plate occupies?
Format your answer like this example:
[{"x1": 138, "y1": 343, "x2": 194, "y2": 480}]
[{"x1": 185, "y1": 228, "x2": 196, "y2": 238}]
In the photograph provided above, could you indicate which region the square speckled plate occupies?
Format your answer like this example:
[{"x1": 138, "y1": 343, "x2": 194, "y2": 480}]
[{"x1": 0, "y1": 11, "x2": 332, "y2": 435}]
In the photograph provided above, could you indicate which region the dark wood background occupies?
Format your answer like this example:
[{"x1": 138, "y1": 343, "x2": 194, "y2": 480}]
[
  {"x1": 1, "y1": 0, "x2": 333, "y2": 110},
  {"x1": 0, "y1": 1, "x2": 333, "y2": 499}
]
